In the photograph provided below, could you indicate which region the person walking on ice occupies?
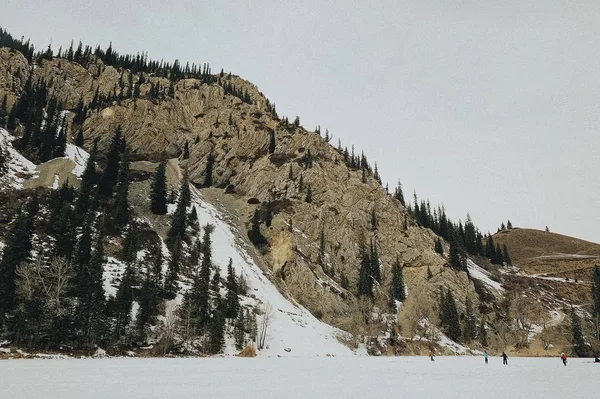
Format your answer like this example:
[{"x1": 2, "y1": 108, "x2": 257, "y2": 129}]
[
  {"x1": 483, "y1": 351, "x2": 488, "y2": 364},
  {"x1": 560, "y1": 352, "x2": 567, "y2": 366},
  {"x1": 501, "y1": 351, "x2": 508, "y2": 365},
  {"x1": 429, "y1": 350, "x2": 435, "y2": 362}
]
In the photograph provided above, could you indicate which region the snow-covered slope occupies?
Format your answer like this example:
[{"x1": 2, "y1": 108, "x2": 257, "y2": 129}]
[
  {"x1": 190, "y1": 187, "x2": 361, "y2": 357},
  {"x1": 0, "y1": 128, "x2": 38, "y2": 188},
  {"x1": 467, "y1": 259, "x2": 504, "y2": 293}
]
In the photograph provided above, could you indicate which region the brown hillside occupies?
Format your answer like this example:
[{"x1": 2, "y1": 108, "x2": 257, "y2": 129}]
[{"x1": 494, "y1": 228, "x2": 600, "y2": 280}]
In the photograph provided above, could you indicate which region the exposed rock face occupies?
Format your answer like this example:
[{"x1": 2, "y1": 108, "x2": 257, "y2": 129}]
[{"x1": 0, "y1": 47, "x2": 479, "y2": 342}]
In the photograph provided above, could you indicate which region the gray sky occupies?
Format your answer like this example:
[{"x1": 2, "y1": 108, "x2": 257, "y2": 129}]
[{"x1": 2, "y1": 0, "x2": 599, "y2": 243}]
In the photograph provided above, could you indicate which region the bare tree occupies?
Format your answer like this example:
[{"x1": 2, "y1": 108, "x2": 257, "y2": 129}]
[
  {"x1": 258, "y1": 302, "x2": 274, "y2": 350},
  {"x1": 157, "y1": 300, "x2": 178, "y2": 355},
  {"x1": 510, "y1": 294, "x2": 544, "y2": 348},
  {"x1": 16, "y1": 257, "x2": 73, "y2": 314}
]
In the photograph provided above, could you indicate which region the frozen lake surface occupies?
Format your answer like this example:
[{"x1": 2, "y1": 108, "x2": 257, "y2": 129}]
[{"x1": 1, "y1": 356, "x2": 597, "y2": 398}]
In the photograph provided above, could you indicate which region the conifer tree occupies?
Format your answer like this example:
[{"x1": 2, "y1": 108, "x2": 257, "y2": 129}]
[
  {"x1": 150, "y1": 160, "x2": 167, "y2": 215},
  {"x1": 121, "y1": 226, "x2": 138, "y2": 264},
  {"x1": 234, "y1": 307, "x2": 246, "y2": 350},
  {"x1": 507, "y1": 220, "x2": 513, "y2": 229},
  {"x1": 592, "y1": 265, "x2": 600, "y2": 343},
  {"x1": 181, "y1": 141, "x2": 190, "y2": 160},
  {"x1": 358, "y1": 248, "x2": 373, "y2": 297},
  {"x1": 74, "y1": 129, "x2": 84, "y2": 147},
  {"x1": 434, "y1": 238, "x2": 444, "y2": 256},
  {"x1": 136, "y1": 266, "x2": 160, "y2": 341},
  {"x1": 98, "y1": 126, "x2": 123, "y2": 196},
  {"x1": 440, "y1": 289, "x2": 461, "y2": 341},
  {"x1": 298, "y1": 174, "x2": 304, "y2": 192},
  {"x1": 389, "y1": 258, "x2": 406, "y2": 308},
  {"x1": 268, "y1": 130, "x2": 275, "y2": 154},
  {"x1": 204, "y1": 151, "x2": 214, "y2": 187},
  {"x1": 448, "y1": 237, "x2": 464, "y2": 271},
  {"x1": 75, "y1": 139, "x2": 98, "y2": 220},
  {"x1": 317, "y1": 227, "x2": 326, "y2": 269},
  {"x1": 502, "y1": 244, "x2": 512, "y2": 266},
  {"x1": 495, "y1": 244, "x2": 504, "y2": 265},
  {"x1": 305, "y1": 185, "x2": 312, "y2": 203},
  {"x1": 197, "y1": 224, "x2": 214, "y2": 327},
  {"x1": 225, "y1": 258, "x2": 240, "y2": 319},
  {"x1": 479, "y1": 319, "x2": 488, "y2": 347},
  {"x1": 570, "y1": 310, "x2": 589, "y2": 357},
  {"x1": 166, "y1": 173, "x2": 190, "y2": 247},
  {"x1": 113, "y1": 264, "x2": 134, "y2": 339},
  {"x1": 164, "y1": 239, "x2": 181, "y2": 300},
  {"x1": 53, "y1": 203, "x2": 76, "y2": 259},
  {"x1": 370, "y1": 240, "x2": 381, "y2": 283},
  {"x1": 462, "y1": 296, "x2": 477, "y2": 342},
  {"x1": 79, "y1": 224, "x2": 106, "y2": 344},
  {"x1": 113, "y1": 147, "x2": 130, "y2": 229},
  {"x1": 207, "y1": 297, "x2": 225, "y2": 354}
]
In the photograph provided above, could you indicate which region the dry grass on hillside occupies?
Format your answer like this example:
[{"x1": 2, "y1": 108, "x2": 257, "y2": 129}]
[{"x1": 494, "y1": 228, "x2": 600, "y2": 280}]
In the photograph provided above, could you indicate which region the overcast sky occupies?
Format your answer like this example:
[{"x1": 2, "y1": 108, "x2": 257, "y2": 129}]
[{"x1": 2, "y1": 0, "x2": 599, "y2": 243}]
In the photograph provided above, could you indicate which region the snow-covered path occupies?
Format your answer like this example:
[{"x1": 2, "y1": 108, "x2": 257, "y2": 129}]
[{"x1": 1, "y1": 357, "x2": 597, "y2": 398}]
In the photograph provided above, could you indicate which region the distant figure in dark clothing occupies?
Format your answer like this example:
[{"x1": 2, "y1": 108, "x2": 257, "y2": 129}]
[
  {"x1": 501, "y1": 352, "x2": 508, "y2": 365},
  {"x1": 594, "y1": 356, "x2": 600, "y2": 363},
  {"x1": 483, "y1": 351, "x2": 488, "y2": 364},
  {"x1": 560, "y1": 352, "x2": 567, "y2": 366},
  {"x1": 429, "y1": 350, "x2": 435, "y2": 361}
]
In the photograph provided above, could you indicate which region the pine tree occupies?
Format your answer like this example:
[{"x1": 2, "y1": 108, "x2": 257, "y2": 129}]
[
  {"x1": 98, "y1": 126, "x2": 123, "y2": 196},
  {"x1": 507, "y1": 220, "x2": 513, "y2": 229},
  {"x1": 204, "y1": 151, "x2": 214, "y2": 187},
  {"x1": 358, "y1": 247, "x2": 373, "y2": 297},
  {"x1": 197, "y1": 224, "x2": 214, "y2": 327},
  {"x1": 317, "y1": 227, "x2": 326, "y2": 269},
  {"x1": 370, "y1": 240, "x2": 381, "y2": 283},
  {"x1": 166, "y1": 172, "x2": 190, "y2": 247},
  {"x1": 434, "y1": 238, "x2": 444, "y2": 256},
  {"x1": 305, "y1": 185, "x2": 312, "y2": 203},
  {"x1": 389, "y1": 258, "x2": 406, "y2": 309},
  {"x1": 462, "y1": 296, "x2": 477, "y2": 342},
  {"x1": 79, "y1": 224, "x2": 107, "y2": 345},
  {"x1": 53, "y1": 203, "x2": 76, "y2": 259},
  {"x1": 150, "y1": 160, "x2": 167, "y2": 215},
  {"x1": 234, "y1": 307, "x2": 246, "y2": 350},
  {"x1": 495, "y1": 244, "x2": 504, "y2": 265},
  {"x1": 113, "y1": 264, "x2": 134, "y2": 339},
  {"x1": 268, "y1": 130, "x2": 275, "y2": 154},
  {"x1": 182, "y1": 141, "x2": 189, "y2": 159},
  {"x1": 592, "y1": 265, "x2": 600, "y2": 321},
  {"x1": 448, "y1": 237, "x2": 464, "y2": 271},
  {"x1": 225, "y1": 258, "x2": 240, "y2": 319},
  {"x1": 298, "y1": 174, "x2": 304, "y2": 192},
  {"x1": 74, "y1": 129, "x2": 84, "y2": 147},
  {"x1": 479, "y1": 319, "x2": 488, "y2": 347},
  {"x1": 75, "y1": 139, "x2": 98, "y2": 220},
  {"x1": 136, "y1": 266, "x2": 160, "y2": 341},
  {"x1": 207, "y1": 297, "x2": 226, "y2": 354},
  {"x1": 570, "y1": 310, "x2": 589, "y2": 357},
  {"x1": 441, "y1": 289, "x2": 461, "y2": 341},
  {"x1": 427, "y1": 266, "x2": 433, "y2": 280},
  {"x1": 502, "y1": 244, "x2": 512, "y2": 266},
  {"x1": 164, "y1": 239, "x2": 181, "y2": 300},
  {"x1": 113, "y1": 147, "x2": 130, "y2": 229}
]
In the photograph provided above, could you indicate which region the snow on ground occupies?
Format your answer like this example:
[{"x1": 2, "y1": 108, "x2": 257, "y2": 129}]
[
  {"x1": 190, "y1": 187, "x2": 358, "y2": 357},
  {"x1": 1, "y1": 357, "x2": 597, "y2": 399},
  {"x1": 64, "y1": 143, "x2": 89, "y2": 178},
  {"x1": 0, "y1": 128, "x2": 38, "y2": 188},
  {"x1": 467, "y1": 259, "x2": 504, "y2": 293},
  {"x1": 103, "y1": 257, "x2": 127, "y2": 298},
  {"x1": 534, "y1": 253, "x2": 598, "y2": 260}
]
